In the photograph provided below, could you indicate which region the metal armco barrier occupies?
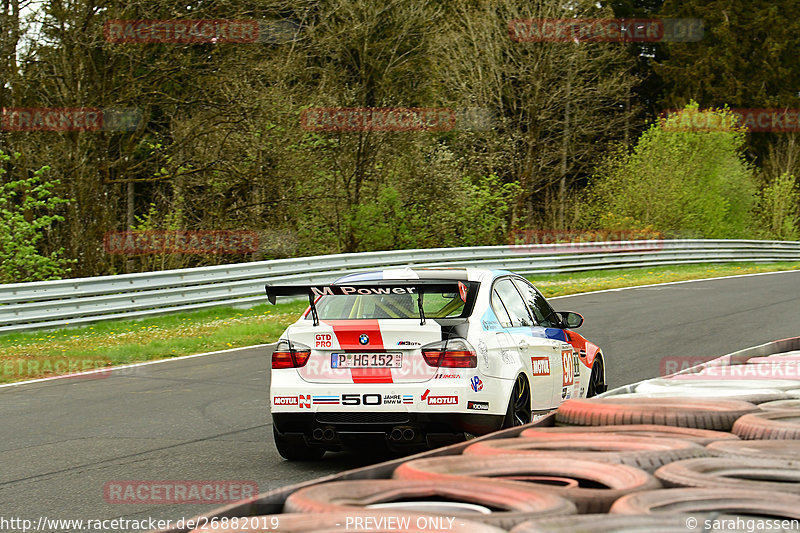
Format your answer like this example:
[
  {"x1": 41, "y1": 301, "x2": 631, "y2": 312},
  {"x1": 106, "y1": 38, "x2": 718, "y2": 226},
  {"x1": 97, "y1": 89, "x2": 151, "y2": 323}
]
[{"x1": 1, "y1": 239, "x2": 799, "y2": 333}]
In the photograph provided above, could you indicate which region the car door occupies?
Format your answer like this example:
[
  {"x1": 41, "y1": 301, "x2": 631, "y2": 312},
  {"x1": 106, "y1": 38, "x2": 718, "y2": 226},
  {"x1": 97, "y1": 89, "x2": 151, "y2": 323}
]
[
  {"x1": 512, "y1": 277, "x2": 575, "y2": 406},
  {"x1": 491, "y1": 278, "x2": 554, "y2": 410}
]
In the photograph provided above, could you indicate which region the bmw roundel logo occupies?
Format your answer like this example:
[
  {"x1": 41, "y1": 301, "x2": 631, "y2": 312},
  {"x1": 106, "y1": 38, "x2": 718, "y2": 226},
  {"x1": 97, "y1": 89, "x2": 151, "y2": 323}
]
[{"x1": 359, "y1": 334, "x2": 370, "y2": 345}]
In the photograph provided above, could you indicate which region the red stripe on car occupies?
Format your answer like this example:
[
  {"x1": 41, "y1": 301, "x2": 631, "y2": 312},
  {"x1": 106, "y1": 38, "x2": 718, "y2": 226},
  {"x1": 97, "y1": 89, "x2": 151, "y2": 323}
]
[{"x1": 325, "y1": 320, "x2": 393, "y2": 383}]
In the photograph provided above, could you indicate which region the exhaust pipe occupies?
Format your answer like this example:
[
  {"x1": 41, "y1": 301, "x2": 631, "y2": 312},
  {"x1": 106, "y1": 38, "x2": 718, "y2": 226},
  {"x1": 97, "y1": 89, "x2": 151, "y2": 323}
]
[
  {"x1": 402, "y1": 428, "x2": 416, "y2": 441},
  {"x1": 390, "y1": 428, "x2": 404, "y2": 441},
  {"x1": 312, "y1": 428, "x2": 324, "y2": 440},
  {"x1": 322, "y1": 428, "x2": 336, "y2": 441}
]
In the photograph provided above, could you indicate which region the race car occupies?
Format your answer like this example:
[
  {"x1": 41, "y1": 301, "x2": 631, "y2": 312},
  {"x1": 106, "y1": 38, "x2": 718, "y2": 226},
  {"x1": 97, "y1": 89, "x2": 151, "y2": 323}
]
[{"x1": 265, "y1": 268, "x2": 606, "y2": 460}]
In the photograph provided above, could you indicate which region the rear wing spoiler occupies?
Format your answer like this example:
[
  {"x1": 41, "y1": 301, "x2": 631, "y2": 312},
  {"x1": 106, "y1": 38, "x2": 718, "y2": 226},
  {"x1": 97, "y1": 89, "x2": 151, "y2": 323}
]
[{"x1": 265, "y1": 281, "x2": 478, "y2": 326}]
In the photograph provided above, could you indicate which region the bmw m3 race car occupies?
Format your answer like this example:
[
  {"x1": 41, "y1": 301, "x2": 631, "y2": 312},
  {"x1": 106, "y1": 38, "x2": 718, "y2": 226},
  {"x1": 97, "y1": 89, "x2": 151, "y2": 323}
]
[{"x1": 265, "y1": 268, "x2": 606, "y2": 460}]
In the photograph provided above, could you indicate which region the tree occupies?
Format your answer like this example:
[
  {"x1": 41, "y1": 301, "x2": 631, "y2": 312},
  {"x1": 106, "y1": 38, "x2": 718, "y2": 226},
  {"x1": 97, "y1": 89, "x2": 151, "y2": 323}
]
[
  {"x1": 0, "y1": 150, "x2": 72, "y2": 282},
  {"x1": 754, "y1": 172, "x2": 799, "y2": 241},
  {"x1": 585, "y1": 102, "x2": 757, "y2": 238},
  {"x1": 429, "y1": 0, "x2": 640, "y2": 229}
]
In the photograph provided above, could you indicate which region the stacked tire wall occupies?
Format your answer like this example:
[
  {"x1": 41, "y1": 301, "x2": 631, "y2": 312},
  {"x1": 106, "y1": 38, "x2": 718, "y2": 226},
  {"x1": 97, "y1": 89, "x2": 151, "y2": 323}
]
[{"x1": 153, "y1": 337, "x2": 800, "y2": 533}]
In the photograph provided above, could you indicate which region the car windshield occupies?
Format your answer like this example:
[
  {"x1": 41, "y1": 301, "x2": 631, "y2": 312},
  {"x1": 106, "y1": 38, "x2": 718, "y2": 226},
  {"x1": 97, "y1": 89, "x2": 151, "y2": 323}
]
[{"x1": 313, "y1": 291, "x2": 468, "y2": 320}]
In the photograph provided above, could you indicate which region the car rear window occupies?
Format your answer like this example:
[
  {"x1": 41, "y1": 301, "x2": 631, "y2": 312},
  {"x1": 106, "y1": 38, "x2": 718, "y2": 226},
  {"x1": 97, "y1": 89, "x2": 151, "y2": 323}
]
[{"x1": 312, "y1": 290, "x2": 471, "y2": 320}]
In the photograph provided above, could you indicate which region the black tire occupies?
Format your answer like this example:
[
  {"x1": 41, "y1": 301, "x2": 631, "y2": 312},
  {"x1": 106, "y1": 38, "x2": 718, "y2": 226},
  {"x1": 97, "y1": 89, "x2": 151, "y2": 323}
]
[
  {"x1": 706, "y1": 439, "x2": 800, "y2": 461},
  {"x1": 609, "y1": 487, "x2": 800, "y2": 518},
  {"x1": 655, "y1": 457, "x2": 800, "y2": 493},
  {"x1": 528, "y1": 424, "x2": 739, "y2": 445},
  {"x1": 759, "y1": 399, "x2": 800, "y2": 411},
  {"x1": 586, "y1": 355, "x2": 606, "y2": 397},
  {"x1": 284, "y1": 479, "x2": 577, "y2": 530},
  {"x1": 191, "y1": 512, "x2": 507, "y2": 533},
  {"x1": 510, "y1": 514, "x2": 716, "y2": 533},
  {"x1": 463, "y1": 435, "x2": 707, "y2": 473},
  {"x1": 504, "y1": 374, "x2": 532, "y2": 428},
  {"x1": 273, "y1": 426, "x2": 324, "y2": 461},
  {"x1": 556, "y1": 397, "x2": 757, "y2": 430},
  {"x1": 732, "y1": 411, "x2": 800, "y2": 439},
  {"x1": 393, "y1": 455, "x2": 660, "y2": 513}
]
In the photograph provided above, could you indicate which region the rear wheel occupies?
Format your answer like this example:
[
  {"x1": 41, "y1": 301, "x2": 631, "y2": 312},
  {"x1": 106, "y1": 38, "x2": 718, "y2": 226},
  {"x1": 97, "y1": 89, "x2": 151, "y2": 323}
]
[
  {"x1": 273, "y1": 426, "x2": 325, "y2": 461},
  {"x1": 503, "y1": 374, "x2": 532, "y2": 428},
  {"x1": 586, "y1": 355, "x2": 606, "y2": 397}
]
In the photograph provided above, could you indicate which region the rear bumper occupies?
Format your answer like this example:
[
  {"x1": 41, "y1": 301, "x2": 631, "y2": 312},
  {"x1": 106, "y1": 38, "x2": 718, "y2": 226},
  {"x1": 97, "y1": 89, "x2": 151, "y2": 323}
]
[{"x1": 272, "y1": 411, "x2": 504, "y2": 451}]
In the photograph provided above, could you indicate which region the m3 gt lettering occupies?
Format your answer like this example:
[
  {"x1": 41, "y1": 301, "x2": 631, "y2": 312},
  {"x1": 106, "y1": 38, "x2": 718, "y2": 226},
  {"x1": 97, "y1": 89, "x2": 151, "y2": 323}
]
[{"x1": 531, "y1": 357, "x2": 551, "y2": 376}]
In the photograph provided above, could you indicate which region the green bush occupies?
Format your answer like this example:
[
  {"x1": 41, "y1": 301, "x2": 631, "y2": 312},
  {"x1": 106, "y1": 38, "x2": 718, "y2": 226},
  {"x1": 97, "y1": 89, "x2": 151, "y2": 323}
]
[
  {"x1": 755, "y1": 172, "x2": 800, "y2": 241},
  {"x1": 0, "y1": 151, "x2": 73, "y2": 283},
  {"x1": 585, "y1": 102, "x2": 757, "y2": 238}
]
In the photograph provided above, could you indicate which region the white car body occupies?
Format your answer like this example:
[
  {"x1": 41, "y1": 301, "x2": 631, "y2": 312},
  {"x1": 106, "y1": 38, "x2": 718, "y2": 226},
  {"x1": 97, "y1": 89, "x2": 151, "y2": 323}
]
[{"x1": 267, "y1": 268, "x2": 605, "y2": 459}]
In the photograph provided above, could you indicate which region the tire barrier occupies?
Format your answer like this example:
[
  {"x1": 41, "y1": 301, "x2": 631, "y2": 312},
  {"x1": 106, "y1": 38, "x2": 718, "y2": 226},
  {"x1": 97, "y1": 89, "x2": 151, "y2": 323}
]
[
  {"x1": 521, "y1": 424, "x2": 739, "y2": 445},
  {"x1": 618, "y1": 388, "x2": 791, "y2": 405},
  {"x1": 282, "y1": 479, "x2": 577, "y2": 530},
  {"x1": 609, "y1": 487, "x2": 800, "y2": 519},
  {"x1": 732, "y1": 411, "x2": 800, "y2": 439},
  {"x1": 462, "y1": 435, "x2": 707, "y2": 473},
  {"x1": 758, "y1": 399, "x2": 800, "y2": 410},
  {"x1": 655, "y1": 457, "x2": 800, "y2": 493},
  {"x1": 509, "y1": 513, "x2": 741, "y2": 533},
  {"x1": 188, "y1": 512, "x2": 508, "y2": 533},
  {"x1": 706, "y1": 439, "x2": 800, "y2": 461},
  {"x1": 747, "y1": 351, "x2": 800, "y2": 363},
  {"x1": 393, "y1": 455, "x2": 660, "y2": 513},
  {"x1": 151, "y1": 337, "x2": 800, "y2": 533},
  {"x1": 555, "y1": 398, "x2": 758, "y2": 430}
]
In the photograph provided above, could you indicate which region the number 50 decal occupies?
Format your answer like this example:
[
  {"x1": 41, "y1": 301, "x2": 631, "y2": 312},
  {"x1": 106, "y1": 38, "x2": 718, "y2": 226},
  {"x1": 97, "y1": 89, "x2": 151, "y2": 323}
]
[
  {"x1": 562, "y1": 349, "x2": 574, "y2": 387},
  {"x1": 342, "y1": 393, "x2": 382, "y2": 406}
]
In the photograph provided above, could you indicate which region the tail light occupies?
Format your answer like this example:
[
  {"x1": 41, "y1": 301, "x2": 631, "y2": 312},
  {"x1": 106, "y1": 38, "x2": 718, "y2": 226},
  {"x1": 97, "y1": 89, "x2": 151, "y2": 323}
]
[
  {"x1": 272, "y1": 339, "x2": 311, "y2": 369},
  {"x1": 421, "y1": 338, "x2": 477, "y2": 368}
]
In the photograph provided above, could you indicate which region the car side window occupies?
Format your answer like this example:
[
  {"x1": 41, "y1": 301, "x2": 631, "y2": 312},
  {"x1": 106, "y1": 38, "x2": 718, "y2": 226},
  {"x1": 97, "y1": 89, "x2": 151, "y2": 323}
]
[
  {"x1": 492, "y1": 279, "x2": 533, "y2": 328},
  {"x1": 513, "y1": 278, "x2": 560, "y2": 328}
]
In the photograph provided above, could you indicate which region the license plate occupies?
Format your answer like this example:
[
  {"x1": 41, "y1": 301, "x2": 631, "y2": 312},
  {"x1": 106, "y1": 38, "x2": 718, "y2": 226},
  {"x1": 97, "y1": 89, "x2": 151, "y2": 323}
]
[{"x1": 331, "y1": 353, "x2": 402, "y2": 368}]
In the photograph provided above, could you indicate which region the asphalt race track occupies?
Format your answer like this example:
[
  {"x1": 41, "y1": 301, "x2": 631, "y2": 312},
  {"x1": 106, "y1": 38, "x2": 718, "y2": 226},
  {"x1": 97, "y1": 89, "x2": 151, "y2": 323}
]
[{"x1": 1, "y1": 269, "x2": 799, "y2": 529}]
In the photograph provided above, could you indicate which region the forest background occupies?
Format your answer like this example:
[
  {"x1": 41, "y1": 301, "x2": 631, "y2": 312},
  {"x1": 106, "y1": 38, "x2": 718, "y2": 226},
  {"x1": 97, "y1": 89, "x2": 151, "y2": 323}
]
[{"x1": 1, "y1": 0, "x2": 799, "y2": 282}]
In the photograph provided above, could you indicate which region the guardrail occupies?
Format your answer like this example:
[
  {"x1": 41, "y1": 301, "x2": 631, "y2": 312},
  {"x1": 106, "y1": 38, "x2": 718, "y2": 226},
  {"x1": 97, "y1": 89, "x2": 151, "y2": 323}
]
[{"x1": 1, "y1": 239, "x2": 799, "y2": 333}]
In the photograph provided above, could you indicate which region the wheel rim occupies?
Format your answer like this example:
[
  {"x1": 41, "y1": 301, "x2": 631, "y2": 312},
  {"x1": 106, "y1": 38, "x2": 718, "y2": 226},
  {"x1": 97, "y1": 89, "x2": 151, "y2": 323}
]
[
  {"x1": 588, "y1": 357, "x2": 604, "y2": 397},
  {"x1": 512, "y1": 375, "x2": 531, "y2": 426}
]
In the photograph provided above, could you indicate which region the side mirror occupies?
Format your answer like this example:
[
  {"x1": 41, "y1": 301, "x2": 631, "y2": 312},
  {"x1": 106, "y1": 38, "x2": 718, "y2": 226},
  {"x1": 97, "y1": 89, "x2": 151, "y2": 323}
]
[{"x1": 558, "y1": 311, "x2": 584, "y2": 329}]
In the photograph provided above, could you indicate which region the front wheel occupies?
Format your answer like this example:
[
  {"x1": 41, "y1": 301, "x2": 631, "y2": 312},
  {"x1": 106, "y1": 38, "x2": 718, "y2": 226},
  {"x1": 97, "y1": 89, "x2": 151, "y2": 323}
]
[
  {"x1": 502, "y1": 374, "x2": 532, "y2": 428},
  {"x1": 273, "y1": 426, "x2": 325, "y2": 461}
]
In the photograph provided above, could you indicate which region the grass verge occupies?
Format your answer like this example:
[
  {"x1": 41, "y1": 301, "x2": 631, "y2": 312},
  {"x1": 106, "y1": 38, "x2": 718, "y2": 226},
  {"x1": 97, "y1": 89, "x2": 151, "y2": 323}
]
[{"x1": 2, "y1": 261, "x2": 798, "y2": 384}]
